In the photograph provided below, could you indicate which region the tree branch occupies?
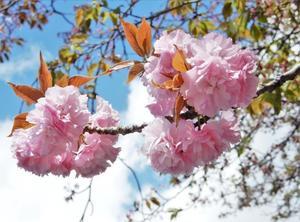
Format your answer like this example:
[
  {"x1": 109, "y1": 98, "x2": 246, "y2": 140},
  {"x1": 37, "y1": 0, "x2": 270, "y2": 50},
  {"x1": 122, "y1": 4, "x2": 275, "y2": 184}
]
[
  {"x1": 257, "y1": 63, "x2": 300, "y2": 96},
  {"x1": 0, "y1": 0, "x2": 18, "y2": 13},
  {"x1": 83, "y1": 123, "x2": 147, "y2": 135},
  {"x1": 145, "y1": 0, "x2": 201, "y2": 21}
]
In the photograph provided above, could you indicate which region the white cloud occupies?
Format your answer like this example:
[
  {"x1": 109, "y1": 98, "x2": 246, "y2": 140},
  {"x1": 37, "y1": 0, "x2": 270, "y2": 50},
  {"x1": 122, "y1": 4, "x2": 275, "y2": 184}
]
[
  {"x1": 0, "y1": 45, "x2": 50, "y2": 81},
  {"x1": 120, "y1": 80, "x2": 153, "y2": 126}
]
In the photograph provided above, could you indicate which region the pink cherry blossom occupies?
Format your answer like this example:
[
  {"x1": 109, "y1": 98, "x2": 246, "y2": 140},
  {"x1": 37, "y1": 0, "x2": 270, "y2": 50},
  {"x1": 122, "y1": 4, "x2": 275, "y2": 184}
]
[
  {"x1": 142, "y1": 49, "x2": 177, "y2": 116},
  {"x1": 12, "y1": 86, "x2": 121, "y2": 177},
  {"x1": 153, "y1": 30, "x2": 195, "y2": 55},
  {"x1": 188, "y1": 32, "x2": 240, "y2": 66},
  {"x1": 194, "y1": 113, "x2": 241, "y2": 164},
  {"x1": 142, "y1": 30, "x2": 195, "y2": 116},
  {"x1": 143, "y1": 118, "x2": 199, "y2": 175},
  {"x1": 144, "y1": 31, "x2": 258, "y2": 118},
  {"x1": 228, "y1": 49, "x2": 259, "y2": 107},
  {"x1": 13, "y1": 126, "x2": 75, "y2": 176},
  {"x1": 12, "y1": 85, "x2": 90, "y2": 176},
  {"x1": 73, "y1": 97, "x2": 120, "y2": 177},
  {"x1": 180, "y1": 33, "x2": 258, "y2": 116},
  {"x1": 143, "y1": 113, "x2": 240, "y2": 175},
  {"x1": 27, "y1": 85, "x2": 90, "y2": 140},
  {"x1": 181, "y1": 57, "x2": 238, "y2": 117}
]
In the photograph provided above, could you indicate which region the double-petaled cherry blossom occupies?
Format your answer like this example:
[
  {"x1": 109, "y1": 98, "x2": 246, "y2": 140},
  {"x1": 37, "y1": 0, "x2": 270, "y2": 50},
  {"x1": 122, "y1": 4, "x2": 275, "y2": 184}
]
[
  {"x1": 73, "y1": 97, "x2": 120, "y2": 177},
  {"x1": 11, "y1": 86, "x2": 120, "y2": 177},
  {"x1": 143, "y1": 113, "x2": 240, "y2": 175},
  {"x1": 143, "y1": 31, "x2": 258, "y2": 117}
]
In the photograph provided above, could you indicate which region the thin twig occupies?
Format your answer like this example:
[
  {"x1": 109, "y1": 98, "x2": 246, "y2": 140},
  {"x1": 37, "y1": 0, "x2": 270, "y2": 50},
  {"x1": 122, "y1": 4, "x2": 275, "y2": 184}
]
[
  {"x1": 79, "y1": 178, "x2": 94, "y2": 222},
  {"x1": 119, "y1": 158, "x2": 143, "y2": 200},
  {"x1": 0, "y1": 0, "x2": 18, "y2": 13}
]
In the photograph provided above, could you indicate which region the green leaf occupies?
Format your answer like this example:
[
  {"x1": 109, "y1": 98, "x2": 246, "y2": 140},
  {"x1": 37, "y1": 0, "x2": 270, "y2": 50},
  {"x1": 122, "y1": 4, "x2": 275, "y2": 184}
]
[
  {"x1": 70, "y1": 33, "x2": 88, "y2": 44},
  {"x1": 145, "y1": 200, "x2": 151, "y2": 209},
  {"x1": 101, "y1": 11, "x2": 110, "y2": 22},
  {"x1": 283, "y1": 77, "x2": 300, "y2": 102},
  {"x1": 109, "y1": 12, "x2": 118, "y2": 25},
  {"x1": 168, "y1": 208, "x2": 182, "y2": 220},
  {"x1": 170, "y1": 176, "x2": 181, "y2": 185},
  {"x1": 75, "y1": 8, "x2": 84, "y2": 27},
  {"x1": 234, "y1": 0, "x2": 246, "y2": 13},
  {"x1": 237, "y1": 146, "x2": 245, "y2": 157},
  {"x1": 250, "y1": 24, "x2": 262, "y2": 41},
  {"x1": 150, "y1": 197, "x2": 160, "y2": 206},
  {"x1": 263, "y1": 89, "x2": 282, "y2": 114},
  {"x1": 222, "y1": 2, "x2": 232, "y2": 19},
  {"x1": 258, "y1": 14, "x2": 268, "y2": 23},
  {"x1": 87, "y1": 63, "x2": 99, "y2": 76}
]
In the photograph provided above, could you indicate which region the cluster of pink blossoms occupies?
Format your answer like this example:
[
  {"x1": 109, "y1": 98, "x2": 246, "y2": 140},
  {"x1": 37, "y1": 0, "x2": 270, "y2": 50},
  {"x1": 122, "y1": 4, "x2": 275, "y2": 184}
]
[
  {"x1": 11, "y1": 85, "x2": 120, "y2": 177},
  {"x1": 143, "y1": 30, "x2": 258, "y2": 117},
  {"x1": 11, "y1": 30, "x2": 258, "y2": 177},
  {"x1": 143, "y1": 113, "x2": 240, "y2": 175},
  {"x1": 142, "y1": 30, "x2": 258, "y2": 175}
]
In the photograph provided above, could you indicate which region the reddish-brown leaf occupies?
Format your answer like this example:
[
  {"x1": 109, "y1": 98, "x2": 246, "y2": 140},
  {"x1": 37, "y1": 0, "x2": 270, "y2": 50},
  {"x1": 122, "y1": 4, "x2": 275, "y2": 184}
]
[
  {"x1": 172, "y1": 74, "x2": 184, "y2": 89},
  {"x1": 68, "y1": 75, "x2": 94, "y2": 87},
  {"x1": 39, "y1": 52, "x2": 53, "y2": 93},
  {"x1": 8, "y1": 112, "x2": 34, "y2": 136},
  {"x1": 103, "y1": 60, "x2": 135, "y2": 75},
  {"x1": 172, "y1": 47, "x2": 190, "y2": 73},
  {"x1": 152, "y1": 79, "x2": 174, "y2": 90},
  {"x1": 8, "y1": 82, "x2": 44, "y2": 104},
  {"x1": 55, "y1": 74, "x2": 69, "y2": 87},
  {"x1": 137, "y1": 18, "x2": 152, "y2": 56},
  {"x1": 174, "y1": 94, "x2": 185, "y2": 126},
  {"x1": 121, "y1": 19, "x2": 144, "y2": 57},
  {"x1": 127, "y1": 62, "x2": 144, "y2": 83},
  {"x1": 152, "y1": 74, "x2": 183, "y2": 91}
]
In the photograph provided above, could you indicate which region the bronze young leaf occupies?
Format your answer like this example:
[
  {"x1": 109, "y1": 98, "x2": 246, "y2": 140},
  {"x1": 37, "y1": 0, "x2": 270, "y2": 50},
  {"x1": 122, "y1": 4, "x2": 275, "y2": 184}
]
[
  {"x1": 68, "y1": 75, "x2": 94, "y2": 87},
  {"x1": 127, "y1": 62, "x2": 144, "y2": 83},
  {"x1": 103, "y1": 60, "x2": 136, "y2": 75},
  {"x1": 174, "y1": 93, "x2": 185, "y2": 126},
  {"x1": 137, "y1": 18, "x2": 152, "y2": 56},
  {"x1": 121, "y1": 19, "x2": 145, "y2": 57},
  {"x1": 9, "y1": 112, "x2": 34, "y2": 137},
  {"x1": 39, "y1": 52, "x2": 53, "y2": 93},
  {"x1": 172, "y1": 47, "x2": 190, "y2": 73},
  {"x1": 8, "y1": 82, "x2": 44, "y2": 105},
  {"x1": 55, "y1": 74, "x2": 69, "y2": 87}
]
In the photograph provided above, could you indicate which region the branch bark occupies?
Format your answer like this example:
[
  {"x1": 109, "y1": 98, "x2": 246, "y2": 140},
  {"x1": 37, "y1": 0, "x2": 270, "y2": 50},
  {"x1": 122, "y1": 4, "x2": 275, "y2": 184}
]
[
  {"x1": 256, "y1": 63, "x2": 300, "y2": 96},
  {"x1": 83, "y1": 123, "x2": 147, "y2": 135},
  {"x1": 85, "y1": 63, "x2": 300, "y2": 136}
]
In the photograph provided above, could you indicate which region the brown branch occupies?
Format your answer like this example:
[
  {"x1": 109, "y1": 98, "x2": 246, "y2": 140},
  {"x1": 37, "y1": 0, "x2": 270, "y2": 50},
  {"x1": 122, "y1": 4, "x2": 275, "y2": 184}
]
[
  {"x1": 85, "y1": 64, "x2": 300, "y2": 136},
  {"x1": 257, "y1": 63, "x2": 300, "y2": 96},
  {"x1": 83, "y1": 123, "x2": 147, "y2": 135}
]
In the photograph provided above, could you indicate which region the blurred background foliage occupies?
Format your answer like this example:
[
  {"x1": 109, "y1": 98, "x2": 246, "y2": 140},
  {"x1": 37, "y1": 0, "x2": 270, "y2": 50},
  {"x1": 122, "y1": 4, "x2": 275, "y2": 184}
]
[{"x1": 0, "y1": 0, "x2": 299, "y2": 221}]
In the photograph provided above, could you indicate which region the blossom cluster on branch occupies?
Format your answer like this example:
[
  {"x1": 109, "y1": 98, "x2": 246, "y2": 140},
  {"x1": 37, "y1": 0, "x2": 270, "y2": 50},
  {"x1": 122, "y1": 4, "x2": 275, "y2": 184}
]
[
  {"x1": 9, "y1": 19, "x2": 259, "y2": 177},
  {"x1": 11, "y1": 86, "x2": 120, "y2": 177},
  {"x1": 141, "y1": 29, "x2": 258, "y2": 174}
]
